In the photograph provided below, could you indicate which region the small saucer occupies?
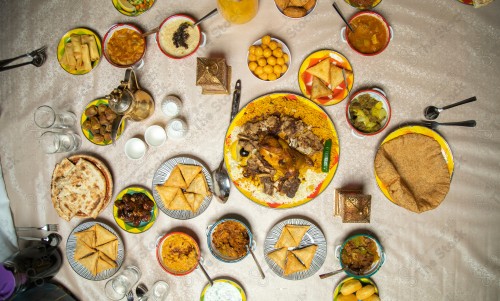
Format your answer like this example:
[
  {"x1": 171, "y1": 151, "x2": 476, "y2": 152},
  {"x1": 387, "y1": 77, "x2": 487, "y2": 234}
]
[
  {"x1": 124, "y1": 138, "x2": 147, "y2": 160},
  {"x1": 145, "y1": 125, "x2": 167, "y2": 147}
]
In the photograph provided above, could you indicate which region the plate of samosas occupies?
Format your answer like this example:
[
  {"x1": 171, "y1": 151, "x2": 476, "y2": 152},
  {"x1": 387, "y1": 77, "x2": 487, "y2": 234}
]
[
  {"x1": 66, "y1": 221, "x2": 124, "y2": 280},
  {"x1": 264, "y1": 218, "x2": 326, "y2": 280},
  {"x1": 152, "y1": 157, "x2": 213, "y2": 220},
  {"x1": 298, "y1": 50, "x2": 354, "y2": 106}
]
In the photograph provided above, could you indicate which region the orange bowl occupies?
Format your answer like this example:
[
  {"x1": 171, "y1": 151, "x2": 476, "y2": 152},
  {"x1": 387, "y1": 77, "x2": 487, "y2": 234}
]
[{"x1": 156, "y1": 232, "x2": 200, "y2": 276}]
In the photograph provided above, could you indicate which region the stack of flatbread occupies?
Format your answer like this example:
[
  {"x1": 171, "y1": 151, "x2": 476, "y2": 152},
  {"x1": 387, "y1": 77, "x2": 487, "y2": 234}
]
[
  {"x1": 155, "y1": 164, "x2": 211, "y2": 213},
  {"x1": 305, "y1": 59, "x2": 353, "y2": 100},
  {"x1": 374, "y1": 133, "x2": 451, "y2": 213},
  {"x1": 51, "y1": 157, "x2": 110, "y2": 221},
  {"x1": 74, "y1": 224, "x2": 118, "y2": 276},
  {"x1": 267, "y1": 224, "x2": 318, "y2": 276}
]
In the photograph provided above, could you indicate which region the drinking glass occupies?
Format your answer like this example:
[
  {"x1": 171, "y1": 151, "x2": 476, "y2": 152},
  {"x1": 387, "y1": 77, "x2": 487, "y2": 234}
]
[
  {"x1": 39, "y1": 131, "x2": 81, "y2": 154},
  {"x1": 104, "y1": 265, "x2": 141, "y2": 301},
  {"x1": 34, "y1": 105, "x2": 77, "y2": 129},
  {"x1": 217, "y1": 0, "x2": 258, "y2": 24},
  {"x1": 140, "y1": 281, "x2": 170, "y2": 301}
]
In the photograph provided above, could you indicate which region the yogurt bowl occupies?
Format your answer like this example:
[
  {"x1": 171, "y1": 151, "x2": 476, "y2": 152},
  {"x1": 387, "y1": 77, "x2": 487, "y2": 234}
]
[{"x1": 156, "y1": 14, "x2": 206, "y2": 59}]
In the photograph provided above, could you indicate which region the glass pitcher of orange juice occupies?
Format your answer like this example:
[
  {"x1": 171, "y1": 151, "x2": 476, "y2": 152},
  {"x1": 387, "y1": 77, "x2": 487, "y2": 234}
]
[{"x1": 217, "y1": 0, "x2": 258, "y2": 24}]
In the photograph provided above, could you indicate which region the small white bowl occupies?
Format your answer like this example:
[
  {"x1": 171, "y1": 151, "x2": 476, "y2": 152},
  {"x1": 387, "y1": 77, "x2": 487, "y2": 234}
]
[
  {"x1": 145, "y1": 125, "x2": 167, "y2": 147},
  {"x1": 161, "y1": 95, "x2": 182, "y2": 117},
  {"x1": 124, "y1": 138, "x2": 147, "y2": 160}
]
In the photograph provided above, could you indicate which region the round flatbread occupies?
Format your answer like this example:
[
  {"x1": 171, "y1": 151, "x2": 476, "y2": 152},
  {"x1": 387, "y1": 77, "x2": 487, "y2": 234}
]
[{"x1": 374, "y1": 133, "x2": 450, "y2": 213}]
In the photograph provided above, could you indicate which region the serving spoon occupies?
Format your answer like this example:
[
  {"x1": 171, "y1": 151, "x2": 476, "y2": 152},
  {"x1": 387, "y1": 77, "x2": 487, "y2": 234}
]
[
  {"x1": 192, "y1": 8, "x2": 218, "y2": 27},
  {"x1": 212, "y1": 80, "x2": 241, "y2": 203},
  {"x1": 332, "y1": 2, "x2": 355, "y2": 32},
  {"x1": 247, "y1": 244, "x2": 265, "y2": 279},
  {"x1": 424, "y1": 96, "x2": 476, "y2": 120},
  {"x1": 319, "y1": 267, "x2": 347, "y2": 279}
]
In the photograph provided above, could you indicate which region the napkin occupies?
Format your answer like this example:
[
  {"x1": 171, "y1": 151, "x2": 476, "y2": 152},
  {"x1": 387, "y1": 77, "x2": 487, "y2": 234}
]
[{"x1": 0, "y1": 162, "x2": 18, "y2": 262}]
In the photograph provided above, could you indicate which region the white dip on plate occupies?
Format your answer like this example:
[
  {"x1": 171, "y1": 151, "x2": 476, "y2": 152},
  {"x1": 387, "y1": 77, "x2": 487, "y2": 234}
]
[
  {"x1": 204, "y1": 281, "x2": 242, "y2": 301},
  {"x1": 159, "y1": 19, "x2": 200, "y2": 57}
]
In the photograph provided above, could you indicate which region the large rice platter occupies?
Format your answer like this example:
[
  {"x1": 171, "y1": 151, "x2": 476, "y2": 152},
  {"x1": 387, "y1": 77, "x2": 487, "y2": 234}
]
[{"x1": 224, "y1": 93, "x2": 339, "y2": 208}]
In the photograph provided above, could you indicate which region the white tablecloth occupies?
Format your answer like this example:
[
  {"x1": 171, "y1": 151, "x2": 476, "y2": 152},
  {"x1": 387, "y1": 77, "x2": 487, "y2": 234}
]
[{"x1": 0, "y1": 0, "x2": 499, "y2": 300}]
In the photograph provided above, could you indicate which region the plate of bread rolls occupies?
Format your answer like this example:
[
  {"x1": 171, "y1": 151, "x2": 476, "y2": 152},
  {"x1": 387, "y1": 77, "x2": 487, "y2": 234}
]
[{"x1": 57, "y1": 28, "x2": 102, "y2": 75}]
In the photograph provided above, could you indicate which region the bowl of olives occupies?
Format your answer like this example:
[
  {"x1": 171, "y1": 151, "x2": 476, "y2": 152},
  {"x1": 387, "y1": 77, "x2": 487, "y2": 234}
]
[
  {"x1": 81, "y1": 98, "x2": 125, "y2": 145},
  {"x1": 345, "y1": 88, "x2": 391, "y2": 137}
]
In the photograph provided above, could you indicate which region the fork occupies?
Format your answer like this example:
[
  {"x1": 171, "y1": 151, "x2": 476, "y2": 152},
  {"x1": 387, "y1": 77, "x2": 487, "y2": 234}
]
[
  {"x1": 0, "y1": 46, "x2": 47, "y2": 68},
  {"x1": 16, "y1": 224, "x2": 59, "y2": 232},
  {"x1": 421, "y1": 120, "x2": 476, "y2": 130}
]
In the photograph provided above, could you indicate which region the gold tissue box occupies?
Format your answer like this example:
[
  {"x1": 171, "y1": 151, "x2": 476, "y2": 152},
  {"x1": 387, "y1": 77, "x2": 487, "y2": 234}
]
[
  {"x1": 196, "y1": 57, "x2": 231, "y2": 95},
  {"x1": 334, "y1": 189, "x2": 371, "y2": 223}
]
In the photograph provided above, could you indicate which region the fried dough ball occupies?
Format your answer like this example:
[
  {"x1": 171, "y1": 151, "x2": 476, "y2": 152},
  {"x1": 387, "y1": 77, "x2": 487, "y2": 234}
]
[{"x1": 248, "y1": 35, "x2": 289, "y2": 81}]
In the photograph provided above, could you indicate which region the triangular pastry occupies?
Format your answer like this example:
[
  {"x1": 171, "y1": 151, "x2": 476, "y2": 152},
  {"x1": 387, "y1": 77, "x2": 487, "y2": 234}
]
[
  {"x1": 285, "y1": 225, "x2": 310, "y2": 245},
  {"x1": 96, "y1": 256, "x2": 115, "y2": 275},
  {"x1": 164, "y1": 166, "x2": 187, "y2": 189},
  {"x1": 192, "y1": 193, "x2": 205, "y2": 213},
  {"x1": 78, "y1": 252, "x2": 98, "y2": 276},
  {"x1": 275, "y1": 228, "x2": 298, "y2": 248},
  {"x1": 74, "y1": 241, "x2": 95, "y2": 260},
  {"x1": 156, "y1": 185, "x2": 178, "y2": 207},
  {"x1": 168, "y1": 189, "x2": 191, "y2": 211},
  {"x1": 186, "y1": 174, "x2": 210, "y2": 197},
  {"x1": 284, "y1": 251, "x2": 307, "y2": 276},
  {"x1": 292, "y1": 245, "x2": 317, "y2": 269},
  {"x1": 95, "y1": 224, "x2": 117, "y2": 247},
  {"x1": 98, "y1": 251, "x2": 117, "y2": 269},
  {"x1": 330, "y1": 65, "x2": 352, "y2": 89},
  {"x1": 310, "y1": 76, "x2": 333, "y2": 100},
  {"x1": 178, "y1": 164, "x2": 202, "y2": 187},
  {"x1": 96, "y1": 240, "x2": 118, "y2": 261},
  {"x1": 267, "y1": 247, "x2": 288, "y2": 270},
  {"x1": 74, "y1": 229, "x2": 96, "y2": 248},
  {"x1": 306, "y1": 59, "x2": 331, "y2": 83}
]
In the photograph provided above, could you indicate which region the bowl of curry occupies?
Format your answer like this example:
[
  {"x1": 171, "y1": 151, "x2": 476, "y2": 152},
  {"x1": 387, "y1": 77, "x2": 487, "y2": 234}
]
[
  {"x1": 207, "y1": 218, "x2": 253, "y2": 263},
  {"x1": 103, "y1": 23, "x2": 146, "y2": 67},
  {"x1": 343, "y1": 11, "x2": 392, "y2": 56},
  {"x1": 156, "y1": 232, "x2": 200, "y2": 276},
  {"x1": 337, "y1": 234, "x2": 385, "y2": 278}
]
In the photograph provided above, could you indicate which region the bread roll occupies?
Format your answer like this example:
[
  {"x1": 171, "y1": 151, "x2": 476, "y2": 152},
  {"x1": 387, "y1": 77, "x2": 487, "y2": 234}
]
[
  {"x1": 356, "y1": 285, "x2": 376, "y2": 300},
  {"x1": 337, "y1": 294, "x2": 357, "y2": 301},
  {"x1": 284, "y1": 6, "x2": 307, "y2": 18},
  {"x1": 340, "y1": 279, "x2": 362, "y2": 296}
]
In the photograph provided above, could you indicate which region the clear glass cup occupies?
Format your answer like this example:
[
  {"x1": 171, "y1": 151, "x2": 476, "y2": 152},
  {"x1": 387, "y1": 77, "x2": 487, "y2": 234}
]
[
  {"x1": 166, "y1": 118, "x2": 188, "y2": 139},
  {"x1": 140, "y1": 281, "x2": 170, "y2": 301},
  {"x1": 34, "y1": 105, "x2": 77, "y2": 129},
  {"x1": 217, "y1": 0, "x2": 259, "y2": 24},
  {"x1": 104, "y1": 266, "x2": 141, "y2": 301},
  {"x1": 39, "y1": 131, "x2": 81, "y2": 154}
]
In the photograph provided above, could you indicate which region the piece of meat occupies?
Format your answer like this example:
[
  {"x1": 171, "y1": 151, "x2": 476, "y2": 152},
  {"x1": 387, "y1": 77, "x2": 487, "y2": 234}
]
[
  {"x1": 280, "y1": 176, "x2": 301, "y2": 198},
  {"x1": 260, "y1": 176, "x2": 274, "y2": 195}
]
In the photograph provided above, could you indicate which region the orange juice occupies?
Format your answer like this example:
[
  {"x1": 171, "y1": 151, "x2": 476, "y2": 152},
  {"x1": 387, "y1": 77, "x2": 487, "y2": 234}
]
[{"x1": 217, "y1": 0, "x2": 258, "y2": 24}]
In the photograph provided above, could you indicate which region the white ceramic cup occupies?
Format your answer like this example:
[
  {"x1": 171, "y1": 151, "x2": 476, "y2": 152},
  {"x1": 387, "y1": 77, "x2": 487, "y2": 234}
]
[
  {"x1": 124, "y1": 138, "x2": 147, "y2": 160},
  {"x1": 145, "y1": 125, "x2": 167, "y2": 147}
]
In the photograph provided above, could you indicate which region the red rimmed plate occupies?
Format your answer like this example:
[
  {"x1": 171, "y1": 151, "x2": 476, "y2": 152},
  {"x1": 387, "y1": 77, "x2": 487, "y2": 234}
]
[{"x1": 298, "y1": 50, "x2": 354, "y2": 106}]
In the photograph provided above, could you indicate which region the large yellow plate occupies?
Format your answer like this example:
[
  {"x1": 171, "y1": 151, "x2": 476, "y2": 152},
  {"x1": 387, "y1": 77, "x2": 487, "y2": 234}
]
[
  {"x1": 298, "y1": 49, "x2": 354, "y2": 106},
  {"x1": 374, "y1": 125, "x2": 454, "y2": 204},
  {"x1": 57, "y1": 28, "x2": 101, "y2": 75},
  {"x1": 224, "y1": 93, "x2": 340, "y2": 209}
]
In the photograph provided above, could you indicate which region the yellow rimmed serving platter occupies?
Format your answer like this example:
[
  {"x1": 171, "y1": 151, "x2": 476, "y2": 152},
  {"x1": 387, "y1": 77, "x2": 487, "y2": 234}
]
[
  {"x1": 374, "y1": 125, "x2": 454, "y2": 204},
  {"x1": 298, "y1": 49, "x2": 354, "y2": 106},
  {"x1": 57, "y1": 28, "x2": 102, "y2": 75},
  {"x1": 113, "y1": 186, "x2": 158, "y2": 234},
  {"x1": 224, "y1": 93, "x2": 340, "y2": 209},
  {"x1": 111, "y1": 0, "x2": 155, "y2": 17}
]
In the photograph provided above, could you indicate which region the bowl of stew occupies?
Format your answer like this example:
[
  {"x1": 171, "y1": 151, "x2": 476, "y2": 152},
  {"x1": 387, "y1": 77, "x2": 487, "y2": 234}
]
[
  {"x1": 346, "y1": 88, "x2": 391, "y2": 137},
  {"x1": 103, "y1": 23, "x2": 146, "y2": 67},
  {"x1": 336, "y1": 234, "x2": 385, "y2": 278},
  {"x1": 342, "y1": 11, "x2": 392, "y2": 56},
  {"x1": 206, "y1": 218, "x2": 253, "y2": 263}
]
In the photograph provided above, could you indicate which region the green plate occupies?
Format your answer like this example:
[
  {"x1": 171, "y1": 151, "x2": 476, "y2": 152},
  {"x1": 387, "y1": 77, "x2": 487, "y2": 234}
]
[
  {"x1": 200, "y1": 279, "x2": 246, "y2": 301},
  {"x1": 333, "y1": 277, "x2": 379, "y2": 300},
  {"x1": 57, "y1": 28, "x2": 102, "y2": 75},
  {"x1": 81, "y1": 98, "x2": 125, "y2": 146},
  {"x1": 111, "y1": 0, "x2": 155, "y2": 17},
  {"x1": 113, "y1": 186, "x2": 158, "y2": 234}
]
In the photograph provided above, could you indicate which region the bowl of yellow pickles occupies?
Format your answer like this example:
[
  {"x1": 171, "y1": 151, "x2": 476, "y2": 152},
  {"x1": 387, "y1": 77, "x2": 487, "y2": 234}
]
[{"x1": 346, "y1": 88, "x2": 391, "y2": 137}]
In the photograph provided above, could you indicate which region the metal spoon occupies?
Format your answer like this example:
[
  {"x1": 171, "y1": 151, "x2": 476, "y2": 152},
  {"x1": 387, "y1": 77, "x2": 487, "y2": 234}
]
[
  {"x1": 212, "y1": 80, "x2": 241, "y2": 203},
  {"x1": 421, "y1": 120, "x2": 476, "y2": 130},
  {"x1": 198, "y1": 260, "x2": 214, "y2": 286},
  {"x1": 192, "y1": 8, "x2": 218, "y2": 27},
  {"x1": 247, "y1": 244, "x2": 265, "y2": 279},
  {"x1": 126, "y1": 290, "x2": 134, "y2": 301},
  {"x1": 319, "y1": 267, "x2": 347, "y2": 279},
  {"x1": 141, "y1": 27, "x2": 159, "y2": 38},
  {"x1": 332, "y1": 2, "x2": 355, "y2": 32},
  {"x1": 136, "y1": 283, "x2": 148, "y2": 301},
  {"x1": 424, "y1": 96, "x2": 477, "y2": 120}
]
